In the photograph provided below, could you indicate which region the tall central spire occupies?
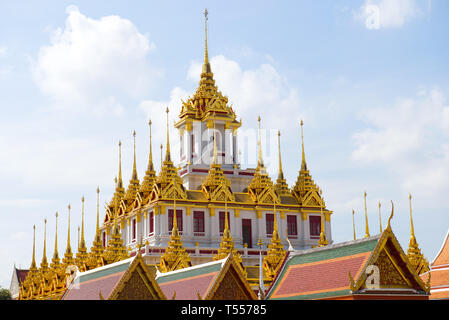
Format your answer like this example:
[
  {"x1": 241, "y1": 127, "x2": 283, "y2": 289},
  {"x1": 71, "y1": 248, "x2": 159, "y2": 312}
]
[{"x1": 202, "y1": 8, "x2": 211, "y2": 74}]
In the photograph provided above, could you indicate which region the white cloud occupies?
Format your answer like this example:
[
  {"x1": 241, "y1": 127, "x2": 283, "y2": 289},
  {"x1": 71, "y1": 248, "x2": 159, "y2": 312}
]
[
  {"x1": 355, "y1": 0, "x2": 421, "y2": 29},
  {"x1": 352, "y1": 88, "x2": 449, "y2": 199},
  {"x1": 32, "y1": 6, "x2": 158, "y2": 115}
]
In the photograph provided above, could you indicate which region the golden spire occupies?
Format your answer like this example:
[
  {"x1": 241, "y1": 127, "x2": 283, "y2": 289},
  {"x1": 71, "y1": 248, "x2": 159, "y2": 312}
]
[
  {"x1": 318, "y1": 205, "x2": 328, "y2": 247},
  {"x1": 132, "y1": 130, "x2": 138, "y2": 180},
  {"x1": 165, "y1": 107, "x2": 171, "y2": 162},
  {"x1": 292, "y1": 120, "x2": 323, "y2": 206},
  {"x1": 352, "y1": 209, "x2": 356, "y2": 240},
  {"x1": 300, "y1": 120, "x2": 307, "y2": 171},
  {"x1": 263, "y1": 203, "x2": 286, "y2": 280},
  {"x1": 80, "y1": 196, "x2": 86, "y2": 249},
  {"x1": 124, "y1": 131, "x2": 141, "y2": 209},
  {"x1": 40, "y1": 218, "x2": 48, "y2": 268},
  {"x1": 160, "y1": 143, "x2": 163, "y2": 169},
  {"x1": 118, "y1": 140, "x2": 123, "y2": 189},
  {"x1": 159, "y1": 179, "x2": 191, "y2": 273},
  {"x1": 52, "y1": 212, "x2": 60, "y2": 266},
  {"x1": 277, "y1": 131, "x2": 283, "y2": 180},
  {"x1": 202, "y1": 8, "x2": 211, "y2": 74},
  {"x1": 364, "y1": 191, "x2": 370, "y2": 238},
  {"x1": 378, "y1": 201, "x2": 382, "y2": 233},
  {"x1": 257, "y1": 115, "x2": 264, "y2": 169},
  {"x1": 63, "y1": 204, "x2": 74, "y2": 265},
  {"x1": 96, "y1": 187, "x2": 100, "y2": 234},
  {"x1": 275, "y1": 130, "x2": 290, "y2": 196},
  {"x1": 30, "y1": 225, "x2": 37, "y2": 270},
  {"x1": 407, "y1": 194, "x2": 430, "y2": 275},
  {"x1": 409, "y1": 194, "x2": 415, "y2": 240},
  {"x1": 147, "y1": 119, "x2": 154, "y2": 172}
]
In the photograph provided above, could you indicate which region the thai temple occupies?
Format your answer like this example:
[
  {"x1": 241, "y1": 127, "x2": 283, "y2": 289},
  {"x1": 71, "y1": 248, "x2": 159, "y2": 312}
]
[{"x1": 13, "y1": 9, "x2": 435, "y2": 301}]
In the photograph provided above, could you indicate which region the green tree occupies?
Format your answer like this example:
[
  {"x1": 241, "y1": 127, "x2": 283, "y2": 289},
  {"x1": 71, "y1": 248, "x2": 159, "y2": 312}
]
[{"x1": 0, "y1": 287, "x2": 12, "y2": 300}]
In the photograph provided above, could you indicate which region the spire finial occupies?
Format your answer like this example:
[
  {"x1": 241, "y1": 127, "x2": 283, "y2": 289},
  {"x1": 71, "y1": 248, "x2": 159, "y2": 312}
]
[
  {"x1": 42, "y1": 218, "x2": 48, "y2": 267},
  {"x1": 202, "y1": 8, "x2": 211, "y2": 73},
  {"x1": 31, "y1": 224, "x2": 36, "y2": 270},
  {"x1": 352, "y1": 209, "x2": 356, "y2": 240},
  {"x1": 277, "y1": 130, "x2": 284, "y2": 180},
  {"x1": 364, "y1": 191, "x2": 370, "y2": 238},
  {"x1": 160, "y1": 143, "x2": 163, "y2": 169},
  {"x1": 257, "y1": 116, "x2": 264, "y2": 168},
  {"x1": 378, "y1": 201, "x2": 382, "y2": 233},
  {"x1": 96, "y1": 187, "x2": 100, "y2": 232},
  {"x1": 67, "y1": 204, "x2": 71, "y2": 250},
  {"x1": 409, "y1": 193, "x2": 415, "y2": 238},
  {"x1": 300, "y1": 120, "x2": 307, "y2": 171},
  {"x1": 132, "y1": 130, "x2": 138, "y2": 180},
  {"x1": 53, "y1": 211, "x2": 59, "y2": 261},
  {"x1": 165, "y1": 107, "x2": 171, "y2": 162},
  {"x1": 118, "y1": 140, "x2": 123, "y2": 189},
  {"x1": 81, "y1": 196, "x2": 85, "y2": 247},
  {"x1": 148, "y1": 119, "x2": 154, "y2": 171}
]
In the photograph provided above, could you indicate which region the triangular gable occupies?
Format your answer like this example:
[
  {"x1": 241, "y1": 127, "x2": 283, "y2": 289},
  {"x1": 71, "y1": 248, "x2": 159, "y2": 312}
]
[
  {"x1": 349, "y1": 225, "x2": 429, "y2": 295},
  {"x1": 205, "y1": 184, "x2": 235, "y2": 202},
  {"x1": 108, "y1": 254, "x2": 166, "y2": 300},
  {"x1": 302, "y1": 190, "x2": 324, "y2": 208},
  {"x1": 205, "y1": 254, "x2": 257, "y2": 300}
]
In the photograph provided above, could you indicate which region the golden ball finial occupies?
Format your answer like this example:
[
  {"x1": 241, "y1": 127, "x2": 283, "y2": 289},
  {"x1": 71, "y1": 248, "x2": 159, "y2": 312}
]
[
  {"x1": 56, "y1": 211, "x2": 58, "y2": 218},
  {"x1": 278, "y1": 130, "x2": 280, "y2": 137},
  {"x1": 97, "y1": 186, "x2": 100, "y2": 194},
  {"x1": 166, "y1": 107, "x2": 169, "y2": 113},
  {"x1": 257, "y1": 115, "x2": 261, "y2": 122},
  {"x1": 409, "y1": 193, "x2": 412, "y2": 200},
  {"x1": 119, "y1": 140, "x2": 122, "y2": 147},
  {"x1": 68, "y1": 203, "x2": 71, "y2": 210},
  {"x1": 133, "y1": 130, "x2": 136, "y2": 137},
  {"x1": 44, "y1": 218, "x2": 47, "y2": 224},
  {"x1": 82, "y1": 195, "x2": 85, "y2": 203},
  {"x1": 148, "y1": 119, "x2": 152, "y2": 126}
]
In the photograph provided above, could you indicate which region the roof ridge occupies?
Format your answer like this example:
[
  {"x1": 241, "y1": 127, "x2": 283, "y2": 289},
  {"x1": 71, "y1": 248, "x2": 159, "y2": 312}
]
[
  {"x1": 289, "y1": 234, "x2": 381, "y2": 257},
  {"x1": 156, "y1": 256, "x2": 227, "y2": 279}
]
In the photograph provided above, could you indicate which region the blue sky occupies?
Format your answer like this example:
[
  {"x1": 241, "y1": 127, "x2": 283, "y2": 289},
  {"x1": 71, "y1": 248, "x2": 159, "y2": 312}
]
[{"x1": 1, "y1": 0, "x2": 448, "y2": 288}]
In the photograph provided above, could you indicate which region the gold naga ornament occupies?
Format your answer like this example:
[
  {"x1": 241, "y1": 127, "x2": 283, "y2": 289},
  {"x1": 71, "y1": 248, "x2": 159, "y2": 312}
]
[{"x1": 159, "y1": 192, "x2": 191, "y2": 272}]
